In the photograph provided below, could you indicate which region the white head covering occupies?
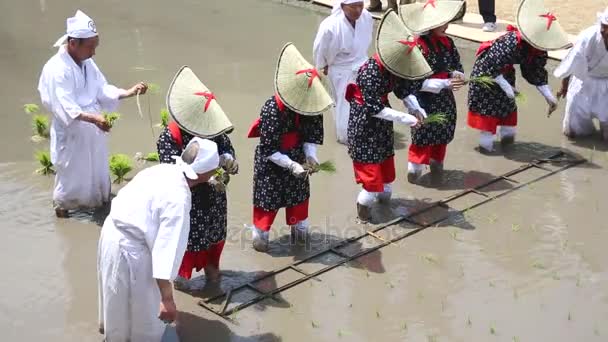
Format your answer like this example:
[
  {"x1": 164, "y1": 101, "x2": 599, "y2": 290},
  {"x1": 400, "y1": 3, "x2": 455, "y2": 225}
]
[
  {"x1": 172, "y1": 138, "x2": 219, "y2": 180},
  {"x1": 53, "y1": 10, "x2": 98, "y2": 47},
  {"x1": 598, "y1": 7, "x2": 608, "y2": 25},
  {"x1": 332, "y1": 0, "x2": 364, "y2": 15}
]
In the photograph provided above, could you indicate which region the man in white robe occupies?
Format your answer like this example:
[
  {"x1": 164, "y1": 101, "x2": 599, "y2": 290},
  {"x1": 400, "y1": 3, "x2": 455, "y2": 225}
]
[
  {"x1": 37, "y1": 10, "x2": 148, "y2": 217},
  {"x1": 313, "y1": 0, "x2": 373, "y2": 144},
  {"x1": 98, "y1": 138, "x2": 219, "y2": 342},
  {"x1": 555, "y1": 8, "x2": 608, "y2": 140}
]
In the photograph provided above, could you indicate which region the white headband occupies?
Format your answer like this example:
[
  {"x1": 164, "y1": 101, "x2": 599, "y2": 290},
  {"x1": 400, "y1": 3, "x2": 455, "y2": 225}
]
[
  {"x1": 332, "y1": 0, "x2": 365, "y2": 15},
  {"x1": 599, "y1": 8, "x2": 608, "y2": 25},
  {"x1": 172, "y1": 138, "x2": 219, "y2": 180},
  {"x1": 53, "y1": 10, "x2": 98, "y2": 47}
]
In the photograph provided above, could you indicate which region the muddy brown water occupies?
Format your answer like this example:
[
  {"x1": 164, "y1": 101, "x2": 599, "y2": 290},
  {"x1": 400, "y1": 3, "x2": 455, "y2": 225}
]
[{"x1": 1, "y1": 0, "x2": 607, "y2": 341}]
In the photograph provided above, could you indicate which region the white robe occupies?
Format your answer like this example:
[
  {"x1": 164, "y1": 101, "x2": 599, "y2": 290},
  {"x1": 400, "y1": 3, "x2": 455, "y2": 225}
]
[
  {"x1": 313, "y1": 9, "x2": 373, "y2": 143},
  {"x1": 554, "y1": 25, "x2": 608, "y2": 135},
  {"x1": 97, "y1": 164, "x2": 191, "y2": 342},
  {"x1": 37, "y1": 45, "x2": 125, "y2": 210}
]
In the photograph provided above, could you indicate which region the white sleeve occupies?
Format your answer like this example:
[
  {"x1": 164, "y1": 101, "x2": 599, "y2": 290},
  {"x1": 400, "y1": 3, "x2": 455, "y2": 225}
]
[
  {"x1": 151, "y1": 197, "x2": 191, "y2": 280},
  {"x1": 403, "y1": 95, "x2": 427, "y2": 118},
  {"x1": 267, "y1": 152, "x2": 296, "y2": 170},
  {"x1": 537, "y1": 85, "x2": 557, "y2": 104},
  {"x1": 92, "y1": 62, "x2": 125, "y2": 113},
  {"x1": 312, "y1": 25, "x2": 332, "y2": 69},
  {"x1": 303, "y1": 143, "x2": 319, "y2": 162},
  {"x1": 494, "y1": 75, "x2": 515, "y2": 98},
  {"x1": 52, "y1": 71, "x2": 84, "y2": 126},
  {"x1": 373, "y1": 107, "x2": 419, "y2": 126},
  {"x1": 420, "y1": 79, "x2": 451, "y2": 94},
  {"x1": 553, "y1": 30, "x2": 590, "y2": 80}
]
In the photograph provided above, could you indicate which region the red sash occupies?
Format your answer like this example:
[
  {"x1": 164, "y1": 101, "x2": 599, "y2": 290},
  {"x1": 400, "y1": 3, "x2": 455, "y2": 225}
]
[{"x1": 168, "y1": 121, "x2": 184, "y2": 149}]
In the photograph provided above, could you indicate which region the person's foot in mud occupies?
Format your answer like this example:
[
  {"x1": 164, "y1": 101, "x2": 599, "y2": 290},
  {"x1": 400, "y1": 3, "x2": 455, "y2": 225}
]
[
  {"x1": 204, "y1": 265, "x2": 221, "y2": 283},
  {"x1": 356, "y1": 203, "x2": 372, "y2": 223},
  {"x1": 430, "y1": 160, "x2": 444, "y2": 185}
]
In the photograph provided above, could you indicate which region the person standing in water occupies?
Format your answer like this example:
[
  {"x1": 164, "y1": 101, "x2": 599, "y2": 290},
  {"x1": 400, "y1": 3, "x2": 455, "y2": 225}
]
[
  {"x1": 37, "y1": 10, "x2": 148, "y2": 218},
  {"x1": 466, "y1": 0, "x2": 571, "y2": 153},
  {"x1": 98, "y1": 138, "x2": 219, "y2": 342},
  {"x1": 399, "y1": 0, "x2": 466, "y2": 183},
  {"x1": 157, "y1": 66, "x2": 238, "y2": 289},
  {"x1": 346, "y1": 10, "x2": 432, "y2": 222},
  {"x1": 554, "y1": 7, "x2": 608, "y2": 141},
  {"x1": 313, "y1": 0, "x2": 373, "y2": 144},
  {"x1": 247, "y1": 43, "x2": 333, "y2": 252}
]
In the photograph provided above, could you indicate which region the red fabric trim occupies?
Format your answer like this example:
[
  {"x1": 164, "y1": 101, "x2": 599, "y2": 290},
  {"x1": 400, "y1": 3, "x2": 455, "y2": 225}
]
[
  {"x1": 408, "y1": 144, "x2": 447, "y2": 164},
  {"x1": 295, "y1": 68, "x2": 319, "y2": 88},
  {"x1": 352, "y1": 156, "x2": 396, "y2": 192},
  {"x1": 177, "y1": 240, "x2": 225, "y2": 279},
  {"x1": 247, "y1": 94, "x2": 290, "y2": 139},
  {"x1": 168, "y1": 121, "x2": 183, "y2": 149},
  {"x1": 253, "y1": 199, "x2": 310, "y2": 231},
  {"x1": 372, "y1": 53, "x2": 385, "y2": 73},
  {"x1": 432, "y1": 72, "x2": 449, "y2": 79},
  {"x1": 467, "y1": 111, "x2": 518, "y2": 134},
  {"x1": 193, "y1": 91, "x2": 216, "y2": 112},
  {"x1": 345, "y1": 83, "x2": 389, "y2": 106}
]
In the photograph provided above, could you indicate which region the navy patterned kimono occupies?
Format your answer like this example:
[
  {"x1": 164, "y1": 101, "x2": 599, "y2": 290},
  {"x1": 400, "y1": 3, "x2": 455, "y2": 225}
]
[
  {"x1": 252, "y1": 96, "x2": 324, "y2": 210},
  {"x1": 157, "y1": 128, "x2": 235, "y2": 251},
  {"x1": 347, "y1": 55, "x2": 421, "y2": 163},
  {"x1": 468, "y1": 30, "x2": 549, "y2": 120},
  {"x1": 410, "y1": 35, "x2": 463, "y2": 146}
]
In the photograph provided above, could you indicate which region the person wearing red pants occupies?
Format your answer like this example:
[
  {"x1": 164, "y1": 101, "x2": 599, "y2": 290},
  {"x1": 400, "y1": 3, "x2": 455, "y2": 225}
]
[
  {"x1": 399, "y1": 0, "x2": 466, "y2": 183},
  {"x1": 248, "y1": 43, "x2": 333, "y2": 252},
  {"x1": 346, "y1": 10, "x2": 432, "y2": 222}
]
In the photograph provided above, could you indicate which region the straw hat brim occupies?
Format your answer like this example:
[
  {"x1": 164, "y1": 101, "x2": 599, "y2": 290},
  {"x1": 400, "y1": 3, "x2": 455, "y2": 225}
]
[
  {"x1": 516, "y1": 0, "x2": 572, "y2": 51},
  {"x1": 274, "y1": 43, "x2": 334, "y2": 116},
  {"x1": 398, "y1": 0, "x2": 465, "y2": 34},
  {"x1": 166, "y1": 66, "x2": 234, "y2": 138},
  {"x1": 376, "y1": 10, "x2": 433, "y2": 80}
]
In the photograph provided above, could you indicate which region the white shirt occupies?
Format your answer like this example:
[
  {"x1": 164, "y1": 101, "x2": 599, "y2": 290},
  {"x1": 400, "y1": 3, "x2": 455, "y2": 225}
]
[{"x1": 554, "y1": 24, "x2": 608, "y2": 80}]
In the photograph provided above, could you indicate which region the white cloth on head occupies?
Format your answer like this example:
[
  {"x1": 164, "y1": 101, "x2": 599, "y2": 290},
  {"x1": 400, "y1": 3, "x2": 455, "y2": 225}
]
[
  {"x1": 598, "y1": 7, "x2": 608, "y2": 25},
  {"x1": 332, "y1": 0, "x2": 365, "y2": 14},
  {"x1": 38, "y1": 45, "x2": 125, "y2": 210},
  {"x1": 171, "y1": 137, "x2": 219, "y2": 179},
  {"x1": 97, "y1": 164, "x2": 192, "y2": 341},
  {"x1": 313, "y1": 1, "x2": 372, "y2": 143},
  {"x1": 554, "y1": 25, "x2": 608, "y2": 136},
  {"x1": 53, "y1": 10, "x2": 98, "y2": 47}
]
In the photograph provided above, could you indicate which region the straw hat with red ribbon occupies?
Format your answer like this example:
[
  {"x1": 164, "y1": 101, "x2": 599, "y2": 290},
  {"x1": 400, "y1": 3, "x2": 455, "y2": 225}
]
[{"x1": 516, "y1": 0, "x2": 572, "y2": 51}]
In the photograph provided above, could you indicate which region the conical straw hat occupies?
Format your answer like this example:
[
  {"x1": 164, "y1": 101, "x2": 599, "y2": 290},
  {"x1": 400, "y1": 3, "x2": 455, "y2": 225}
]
[
  {"x1": 516, "y1": 0, "x2": 572, "y2": 51},
  {"x1": 376, "y1": 9, "x2": 433, "y2": 80},
  {"x1": 398, "y1": 0, "x2": 465, "y2": 34},
  {"x1": 275, "y1": 43, "x2": 333, "y2": 116},
  {"x1": 166, "y1": 66, "x2": 233, "y2": 138}
]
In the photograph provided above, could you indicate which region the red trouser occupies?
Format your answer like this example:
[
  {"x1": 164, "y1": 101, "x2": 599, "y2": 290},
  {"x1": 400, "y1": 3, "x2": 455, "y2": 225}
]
[
  {"x1": 253, "y1": 199, "x2": 309, "y2": 231},
  {"x1": 352, "y1": 156, "x2": 396, "y2": 192},
  {"x1": 467, "y1": 110, "x2": 518, "y2": 134},
  {"x1": 178, "y1": 240, "x2": 225, "y2": 279},
  {"x1": 408, "y1": 144, "x2": 447, "y2": 164}
]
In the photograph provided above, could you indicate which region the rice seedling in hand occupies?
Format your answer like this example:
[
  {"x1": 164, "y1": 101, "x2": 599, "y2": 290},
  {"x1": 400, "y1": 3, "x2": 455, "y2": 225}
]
[
  {"x1": 514, "y1": 91, "x2": 527, "y2": 104},
  {"x1": 31, "y1": 114, "x2": 50, "y2": 142},
  {"x1": 109, "y1": 154, "x2": 133, "y2": 184},
  {"x1": 103, "y1": 112, "x2": 121, "y2": 128},
  {"x1": 317, "y1": 160, "x2": 336, "y2": 173},
  {"x1": 466, "y1": 75, "x2": 496, "y2": 90},
  {"x1": 157, "y1": 108, "x2": 170, "y2": 129},
  {"x1": 24, "y1": 103, "x2": 40, "y2": 114},
  {"x1": 147, "y1": 83, "x2": 161, "y2": 95},
  {"x1": 424, "y1": 112, "x2": 449, "y2": 125},
  {"x1": 35, "y1": 150, "x2": 55, "y2": 175}
]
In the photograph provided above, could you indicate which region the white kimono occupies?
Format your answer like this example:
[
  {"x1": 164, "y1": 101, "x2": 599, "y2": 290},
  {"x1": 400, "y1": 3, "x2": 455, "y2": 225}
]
[
  {"x1": 554, "y1": 24, "x2": 608, "y2": 136},
  {"x1": 37, "y1": 45, "x2": 125, "y2": 210},
  {"x1": 97, "y1": 164, "x2": 191, "y2": 342},
  {"x1": 313, "y1": 8, "x2": 373, "y2": 144}
]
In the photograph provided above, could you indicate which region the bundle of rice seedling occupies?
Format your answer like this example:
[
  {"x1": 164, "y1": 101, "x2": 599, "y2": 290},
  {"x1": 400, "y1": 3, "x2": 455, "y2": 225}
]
[
  {"x1": 147, "y1": 83, "x2": 161, "y2": 95},
  {"x1": 31, "y1": 114, "x2": 50, "y2": 142},
  {"x1": 103, "y1": 112, "x2": 121, "y2": 128},
  {"x1": 109, "y1": 154, "x2": 133, "y2": 184},
  {"x1": 24, "y1": 103, "x2": 40, "y2": 114},
  {"x1": 318, "y1": 160, "x2": 337, "y2": 173},
  {"x1": 215, "y1": 167, "x2": 230, "y2": 185},
  {"x1": 467, "y1": 76, "x2": 496, "y2": 90},
  {"x1": 144, "y1": 152, "x2": 159, "y2": 162},
  {"x1": 515, "y1": 91, "x2": 527, "y2": 104},
  {"x1": 157, "y1": 108, "x2": 170, "y2": 129},
  {"x1": 424, "y1": 112, "x2": 449, "y2": 125},
  {"x1": 34, "y1": 150, "x2": 54, "y2": 175}
]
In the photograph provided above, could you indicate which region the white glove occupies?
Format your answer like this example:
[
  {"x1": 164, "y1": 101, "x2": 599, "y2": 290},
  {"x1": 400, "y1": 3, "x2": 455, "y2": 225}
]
[
  {"x1": 373, "y1": 107, "x2": 419, "y2": 127},
  {"x1": 219, "y1": 153, "x2": 238, "y2": 174},
  {"x1": 536, "y1": 85, "x2": 557, "y2": 105},
  {"x1": 421, "y1": 79, "x2": 451, "y2": 94},
  {"x1": 403, "y1": 95, "x2": 427, "y2": 119},
  {"x1": 303, "y1": 143, "x2": 320, "y2": 172},
  {"x1": 494, "y1": 75, "x2": 515, "y2": 99},
  {"x1": 267, "y1": 152, "x2": 308, "y2": 178},
  {"x1": 450, "y1": 70, "x2": 466, "y2": 80}
]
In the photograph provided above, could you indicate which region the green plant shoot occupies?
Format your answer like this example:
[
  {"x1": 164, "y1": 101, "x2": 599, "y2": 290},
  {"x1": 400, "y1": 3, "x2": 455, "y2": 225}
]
[
  {"x1": 158, "y1": 108, "x2": 170, "y2": 129},
  {"x1": 24, "y1": 103, "x2": 40, "y2": 114},
  {"x1": 104, "y1": 112, "x2": 121, "y2": 128},
  {"x1": 424, "y1": 112, "x2": 449, "y2": 125},
  {"x1": 31, "y1": 115, "x2": 50, "y2": 142},
  {"x1": 109, "y1": 154, "x2": 133, "y2": 184},
  {"x1": 35, "y1": 150, "x2": 54, "y2": 175}
]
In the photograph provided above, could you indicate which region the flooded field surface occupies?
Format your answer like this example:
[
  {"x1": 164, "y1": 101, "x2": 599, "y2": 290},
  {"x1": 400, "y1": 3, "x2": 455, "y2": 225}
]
[{"x1": 0, "y1": 0, "x2": 606, "y2": 341}]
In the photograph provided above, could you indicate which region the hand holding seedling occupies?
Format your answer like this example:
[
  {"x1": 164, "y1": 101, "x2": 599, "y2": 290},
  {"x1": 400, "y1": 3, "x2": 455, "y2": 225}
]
[
  {"x1": 448, "y1": 78, "x2": 466, "y2": 91},
  {"x1": 126, "y1": 82, "x2": 148, "y2": 98}
]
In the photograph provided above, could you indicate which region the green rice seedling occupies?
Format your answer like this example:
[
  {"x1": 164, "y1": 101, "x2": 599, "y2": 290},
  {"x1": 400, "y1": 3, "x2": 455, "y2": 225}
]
[
  {"x1": 467, "y1": 75, "x2": 496, "y2": 90},
  {"x1": 311, "y1": 320, "x2": 319, "y2": 328},
  {"x1": 24, "y1": 103, "x2": 40, "y2": 114},
  {"x1": 103, "y1": 112, "x2": 121, "y2": 128},
  {"x1": 424, "y1": 112, "x2": 449, "y2": 125},
  {"x1": 157, "y1": 108, "x2": 170, "y2": 129},
  {"x1": 511, "y1": 224, "x2": 521, "y2": 232},
  {"x1": 515, "y1": 91, "x2": 527, "y2": 104},
  {"x1": 144, "y1": 152, "x2": 159, "y2": 162},
  {"x1": 109, "y1": 154, "x2": 133, "y2": 184},
  {"x1": 421, "y1": 253, "x2": 438, "y2": 264},
  {"x1": 467, "y1": 316, "x2": 472, "y2": 327},
  {"x1": 376, "y1": 310, "x2": 381, "y2": 318},
  {"x1": 31, "y1": 114, "x2": 50, "y2": 142},
  {"x1": 532, "y1": 261, "x2": 546, "y2": 270},
  {"x1": 490, "y1": 323, "x2": 496, "y2": 335},
  {"x1": 318, "y1": 160, "x2": 337, "y2": 173},
  {"x1": 35, "y1": 150, "x2": 54, "y2": 175},
  {"x1": 147, "y1": 83, "x2": 161, "y2": 95},
  {"x1": 487, "y1": 214, "x2": 498, "y2": 223}
]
